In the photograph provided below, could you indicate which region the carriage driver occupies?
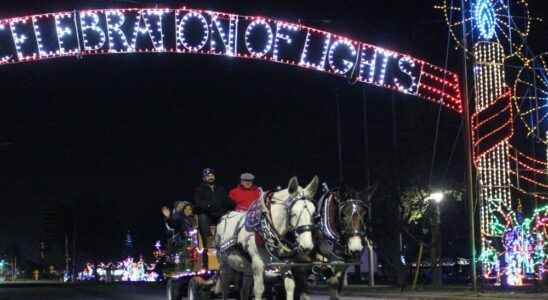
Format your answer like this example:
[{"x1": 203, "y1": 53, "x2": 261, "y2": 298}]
[
  {"x1": 229, "y1": 173, "x2": 262, "y2": 211},
  {"x1": 192, "y1": 168, "x2": 234, "y2": 269}
]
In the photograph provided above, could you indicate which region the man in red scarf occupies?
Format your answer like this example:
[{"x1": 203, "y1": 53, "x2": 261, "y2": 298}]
[{"x1": 229, "y1": 173, "x2": 262, "y2": 211}]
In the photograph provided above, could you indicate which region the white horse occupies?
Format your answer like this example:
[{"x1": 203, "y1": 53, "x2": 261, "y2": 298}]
[{"x1": 216, "y1": 176, "x2": 319, "y2": 300}]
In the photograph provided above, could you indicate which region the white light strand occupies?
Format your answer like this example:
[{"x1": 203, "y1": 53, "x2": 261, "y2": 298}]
[
  {"x1": 273, "y1": 21, "x2": 298, "y2": 61},
  {"x1": 105, "y1": 10, "x2": 132, "y2": 53},
  {"x1": 177, "y1": 11, "x2": 209, "y2": 52},
  {"x1": 299, "y1": 30, "x2": 331, "y2": 71},
  {"x1": 54, "y1": 13, "x2": 77, "y2": 55},
  {"x1": 327, "y1": 38, "x2": 357, "y2": 75},
  {"x1": 80, "y1": 11, "x2": 107, "y2": 51},
  {"x1": 244, "y1": 19, "x2": 273, "y2": 58},
  {"x1": 394, "y1": 56, "x2": 419, "y2": 94}
]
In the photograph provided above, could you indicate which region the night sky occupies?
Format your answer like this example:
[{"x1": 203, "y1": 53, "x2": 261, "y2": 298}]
[{"x1": 0, "y1": 0, "x2": 546, "y2": 265}]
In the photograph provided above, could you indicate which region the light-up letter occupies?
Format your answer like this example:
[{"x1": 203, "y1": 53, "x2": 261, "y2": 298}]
[
  {"x1": 358, "y1": 46, "x2": 377, "y2": 83},
  {"x1": 54, "y1": 13, "x2": 78, "y2": 55},
  {"x1": 375, "y1": 49, "x2": 396, "y2": 85},
  {"x1": 80, "y1": 11, "x2": 107, "y2": 51},
  {"x1": 143, "y1": 10, "x2": 166, "y2": 51},
  {"x1": 299, "y1": 30, "x2": 330, "y2": 71},
  {"x1": 177, "y1": 11, "x2": 209, "y2": 52},
  {"x1": 106, "y1": 10, "x2": 132, "y2": 52},
  {"x1": 393, "y1": 56, "x2": 419, "y2": 94},
  {"x1": 129, "y1": 10, "x2": 167, "y2": 51},
  {"x1": 209, "y1": 14, "x2": 238, "y2": 56},
  {"x1": 244, "y1": 19, "x2": 273, "y2": 58},
  {"x1": 31, "y1": 16, "x2": 47, "y2": 58},
  {"x1": 272, "y1": 22, "x2": 298, "y2": 61},
  {"x1": 0, "y1": 23, "x2": 13, "y2": 63},
  {"x1": 10, "y1": 18, "x2": 37, "y2": 61},
  {"x1": 327, "y1": 38, "x2": 357, "y2": 75}
]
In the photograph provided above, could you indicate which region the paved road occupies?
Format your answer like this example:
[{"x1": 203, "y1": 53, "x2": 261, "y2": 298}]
[
  {"x1": 1, "y1": 285, "x2": 546, "y2": 300},
  {"x1": 0, "y1": 285, "x2": 370, "y2": 300}
]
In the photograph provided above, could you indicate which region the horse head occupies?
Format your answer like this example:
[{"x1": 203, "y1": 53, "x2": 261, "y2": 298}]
[
  {"x1": 337, "y1": 184, "x2": 376, "y2": 257},
  {"x1": 268, "y1": 176, "x2": 319, "y2": 254}
]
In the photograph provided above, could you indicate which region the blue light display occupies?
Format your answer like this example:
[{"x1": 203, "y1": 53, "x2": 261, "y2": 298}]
[{"x1": 474, "y1": 0, "x2": 497, "y2": 40}]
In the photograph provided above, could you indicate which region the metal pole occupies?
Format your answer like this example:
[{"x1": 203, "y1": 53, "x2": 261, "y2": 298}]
[
  {"x1": 65, "y1": 234, "x2": 70, "y2": 279},
  {"x1": 336, "y1": 90, "x2": 344, "y2": 183},
  {"x1": 363, "y1": 89, "x2": 375, "y2": 287},
  {"x1": 460, "y1": 0, "x2": 478, "y2": 291},
  {"x1": 72, "y1": 208, "x2": 77, "y2": 282}
]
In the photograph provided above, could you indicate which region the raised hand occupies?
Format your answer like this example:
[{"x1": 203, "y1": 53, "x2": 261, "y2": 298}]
[{"x1": 161, "y1": 206, "x2": 171, "y2": 218}]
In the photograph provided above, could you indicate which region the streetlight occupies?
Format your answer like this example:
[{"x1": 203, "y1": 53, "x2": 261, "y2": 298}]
[
  {"x1": 427, "y1": 191, "x2": 444, "y2": 287},
  {"x1": 427, "y1": 192, "x2": 444, "y2": 204}
]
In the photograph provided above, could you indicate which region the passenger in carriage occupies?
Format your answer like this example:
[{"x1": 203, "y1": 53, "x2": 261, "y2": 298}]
[
  {"x1": 192, "y1": 168, "x2": 234, "y2": 269},
  {"x1": 229, "y1": 173, "x2": 262, "y2": 211},
  {"x1": 161, "y1": 201, "x2": 195, "y2": 233}
]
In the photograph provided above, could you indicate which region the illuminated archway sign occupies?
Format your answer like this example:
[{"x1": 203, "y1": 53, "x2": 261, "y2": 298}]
[{"x1": 0, "y1": 7, "x2": 462, "y2": 113}]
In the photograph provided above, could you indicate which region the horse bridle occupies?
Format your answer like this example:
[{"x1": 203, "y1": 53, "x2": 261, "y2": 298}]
[
  {"x1": 271, "y1": 191, "x2": 316, "y2": 251},
  {"x1": 287, "y1": 192, "x2": 317, "y2": 236},
  {"x1": 338, "y1": 198, "x2": 368, "y2": 239}
]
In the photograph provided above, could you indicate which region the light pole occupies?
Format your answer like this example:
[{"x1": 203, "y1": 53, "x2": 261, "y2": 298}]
[
  {"x1": 427, "y1": 192, "x2": 444, "y2": 287},
  {"x1": 428, "y1": 192, "x2": 444, "y2": 225}
]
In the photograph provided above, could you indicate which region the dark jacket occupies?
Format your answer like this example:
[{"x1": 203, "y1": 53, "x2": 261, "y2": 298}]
[
  {"x1": 192, "y1": 183, "x2": 234, "y2": 218},
  {"x1": 165, "y1": 211, "x2": 194, "y2": 233}
]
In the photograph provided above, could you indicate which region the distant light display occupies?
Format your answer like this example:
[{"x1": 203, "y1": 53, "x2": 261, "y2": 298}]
[
  {"x1": 0, "y1": 7, "x2": 462, "y2": 113},
  {"x1": 78, "y1": 257, "x2": 159, "y2": 282}
]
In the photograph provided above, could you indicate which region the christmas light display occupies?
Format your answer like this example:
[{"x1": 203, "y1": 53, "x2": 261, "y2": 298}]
[
  {"x1": 436, "y1": 0, "x2": 532, "y2": 59},
  {"x1": 514, "y1": 52, "x2": 548, "y2": 145},
  {"x1": 479, "y1": 199, "x2": 547, "y2": 285},
  {"x1": 473, "y1": 42, "x2": 513, "y2": 268},
  {"x1": 438, "y1": 0, "x2": 547, "y2": 286},
  {"x1": 0, "y1": 7, "x2": 462, "y2": 112},
  {"x1": 78, "y1": 257, "x2": 159, "y2": 282},
  {"x1": 474, "y1": 0, "x2": 497, "y2": 40}
]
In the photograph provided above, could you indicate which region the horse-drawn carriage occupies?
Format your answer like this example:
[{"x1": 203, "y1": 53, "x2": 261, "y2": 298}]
[{"x1": 164, "y1": 177, "x2": 374, "y2": 300}]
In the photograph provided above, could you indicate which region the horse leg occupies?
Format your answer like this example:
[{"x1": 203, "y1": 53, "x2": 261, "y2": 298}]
[
  {"x1": 292, "y1": 267, "x2": 310, "y2": 300},
  {"x1": 219, "y1": 264, "x2": 231, "y2": 300},
  {"x1": 327, "y1": 272, "x2": 342, "y2": 300},
  {"x1": 283, "y1": 270, "x2": 295, "y2": 300},
  {"x1": 251, "y1": 256, "x2": 266, "y2": 300},
  {"x1": 240, "y1": 273, "x2": 253, "y2": 300}
]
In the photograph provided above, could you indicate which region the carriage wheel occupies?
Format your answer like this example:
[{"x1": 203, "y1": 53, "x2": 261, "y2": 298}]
[{"x1": 167, "y1": 278, "x2": 184, "y2": 300}]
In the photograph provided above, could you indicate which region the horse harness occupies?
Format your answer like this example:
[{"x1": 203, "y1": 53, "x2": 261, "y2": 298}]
[
  {"x1": 251, "y1": 190, "x2": 316, "y2": 260},
  {"x1": 315, "y1": 191, "x2": 368, "y2": 261}
]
